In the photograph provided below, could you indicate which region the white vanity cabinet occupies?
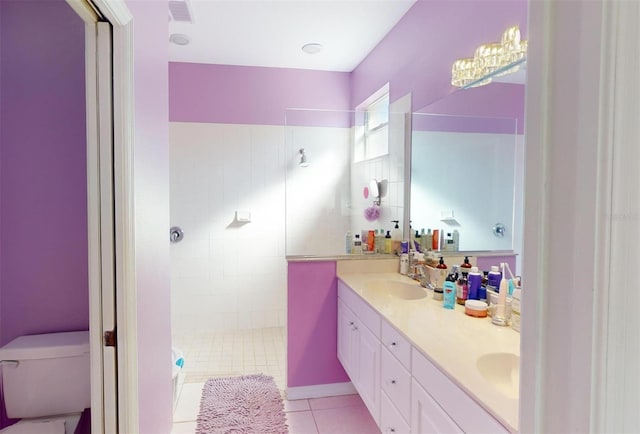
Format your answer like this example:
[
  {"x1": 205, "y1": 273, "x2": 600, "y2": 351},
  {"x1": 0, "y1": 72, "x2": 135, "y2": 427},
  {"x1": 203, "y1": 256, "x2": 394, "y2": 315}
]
[
  {"x1": 411, "y1": 350, "x2": 509, "y2": 434},
  {"x1": 337, "y1": 283, "x2": 381, "y2": 425},
  {"x1": 337, "y1": 279, "x2": 513, "y2": 434}
]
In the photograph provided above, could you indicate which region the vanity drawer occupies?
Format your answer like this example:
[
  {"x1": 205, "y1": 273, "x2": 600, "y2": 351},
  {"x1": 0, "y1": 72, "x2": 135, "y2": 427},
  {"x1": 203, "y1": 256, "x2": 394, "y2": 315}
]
[
  {"x1": 381, "y1": 390, "x2": 410, "y2": 434},
  {"x1": 381, "y1": 320, "x2": 411, "y2": 370},
  {"x1": 381, "y1": 347, "x2": 411, "y2": 423},
  {"x1": 411, "y1": 349, "x2": 509, "y2": 434},
  {"x1": 338, "y1": 280, "x2": 381, "y2": 338}
]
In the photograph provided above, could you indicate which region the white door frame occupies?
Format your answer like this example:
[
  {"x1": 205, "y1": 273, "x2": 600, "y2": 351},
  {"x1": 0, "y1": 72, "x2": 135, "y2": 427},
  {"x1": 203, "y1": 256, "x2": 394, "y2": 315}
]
[
  {"x1": 67, "y1": 0, "x2": 137, "y2": 432},
  {"x1": 522, "y1": 1, "x2": 640, "y2": 432}
]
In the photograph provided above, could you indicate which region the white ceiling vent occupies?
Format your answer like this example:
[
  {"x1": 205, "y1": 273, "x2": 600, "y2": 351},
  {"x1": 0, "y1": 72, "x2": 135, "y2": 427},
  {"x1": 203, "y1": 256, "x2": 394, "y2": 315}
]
[{"x1": 169, "y1": 0, "x2": 194, "y2": 23}]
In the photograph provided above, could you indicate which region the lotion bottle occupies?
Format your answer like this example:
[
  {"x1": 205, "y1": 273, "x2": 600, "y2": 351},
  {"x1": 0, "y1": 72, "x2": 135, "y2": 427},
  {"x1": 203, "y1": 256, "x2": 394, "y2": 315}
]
[
  {"x1": 443, "y1": 266, "x2": 458, "y2": 309},
  {"x1": 468, "y1": 266, "x2": 482, "y2": 300}
]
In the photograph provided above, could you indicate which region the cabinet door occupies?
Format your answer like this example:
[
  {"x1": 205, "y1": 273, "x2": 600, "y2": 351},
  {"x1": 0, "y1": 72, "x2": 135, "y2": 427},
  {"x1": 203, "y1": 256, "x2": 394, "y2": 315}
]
[
  {"x1": 337, "y1": 299, "x2": 357, "y2": 381},
  {"x1": 357, "y1": 322, "x2": 381, "y2": 425},
  {"x1": 411, "y1": 379, "x2": 463, "y2": 434}
]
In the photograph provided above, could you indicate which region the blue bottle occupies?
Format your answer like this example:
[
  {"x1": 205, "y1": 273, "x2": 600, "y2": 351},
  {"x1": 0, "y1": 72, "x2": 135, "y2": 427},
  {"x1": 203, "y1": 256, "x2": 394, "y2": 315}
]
[{"x1": 443, "y1": 267, "x2": 458, "y2": 309}]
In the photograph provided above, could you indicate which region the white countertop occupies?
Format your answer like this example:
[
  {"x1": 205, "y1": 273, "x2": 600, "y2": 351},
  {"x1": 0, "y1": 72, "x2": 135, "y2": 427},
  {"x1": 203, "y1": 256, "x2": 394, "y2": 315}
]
[{"x1": 337, "y1": 261, "x2": 520, "y2": 432}]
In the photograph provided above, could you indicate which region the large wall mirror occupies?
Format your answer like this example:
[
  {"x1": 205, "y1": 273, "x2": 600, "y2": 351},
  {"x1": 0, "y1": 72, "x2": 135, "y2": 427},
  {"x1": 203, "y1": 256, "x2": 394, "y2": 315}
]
[{"x1": 409, "y1": 66, "x2": 526, "y2": 257}]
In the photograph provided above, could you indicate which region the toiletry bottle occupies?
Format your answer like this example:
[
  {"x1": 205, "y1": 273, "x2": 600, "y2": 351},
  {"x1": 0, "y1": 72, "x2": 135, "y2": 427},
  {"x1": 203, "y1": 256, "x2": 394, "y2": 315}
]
[
  {"x1": 391, "y1": 220, "x2": 402, "y2": 254},
  {"x1": 460, "y1": 256, "x2": 472, "y2": 274},
  {"x1": 432, "y1": 229, "x2": 440, "y2": 251},
  {"x1": 425, "y1": 228, "x2": 432, "y2": 251},
  {"x1": 400, "y1": 253, "x2": 409, "y2": 275},
  {"x1": 414, "y1": 230, "x2": 422, "y2": 252},
  {"x1": 345, "y1": 231, "x2": 352, "y2": 254},
  {"x1": 375, "y1": 229, "x2": 384, "y2": 254},
  {"x1": 492, "y1": 264, "x2": 510, "y2": 326},
  {"x1": 420, "y1": 228, "x2": 426, "y2": 251},
  {"x1": 443, "y1": 267, "x2": 458, "y2": 309},
  {"x1": 435, "y1": 256, "x2": 448, "y2": 290},
  {"x1": 367, "y1": 230, "x2": 375, "y2": 253},
  {"x1": 456, "y1": 271, "x2": 468, "y2": 305},
  {"x1": 452, "y1": 229, "x2": 460, "y2": 251},
  {"x1": 487, "y1": 265, "x2": 502, "y2": 292},
  {"x1": 440, "y1": 230, "x2": 445, "y2": 251},
  {"x1": 468, "y1": 266, "x2": 482, "y2": 300},
  {"x1": 384, "y1": 231, "x2": 392, "y2": 254},
  {"x1": 480, "y1": 271, "x2": 489, "y2": 302},
  {"x1": 361, "y1": 230, "x2": 369, "y2": 252},
  {"x1": 353, "y1": 234, "x2": 363, "y2": 254}
]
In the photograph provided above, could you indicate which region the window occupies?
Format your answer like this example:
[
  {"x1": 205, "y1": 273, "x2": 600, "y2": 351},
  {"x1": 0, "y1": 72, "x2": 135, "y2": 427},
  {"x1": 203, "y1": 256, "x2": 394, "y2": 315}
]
[{"x1": 355, "y1": 86, "x2": 390, "y2": 162}]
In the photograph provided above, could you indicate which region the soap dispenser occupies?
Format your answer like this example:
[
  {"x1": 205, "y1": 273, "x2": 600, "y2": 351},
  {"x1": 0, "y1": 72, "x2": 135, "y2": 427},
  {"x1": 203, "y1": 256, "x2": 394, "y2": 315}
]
[
  {"x1": 390, "y1": 220, "x2": 402, "y2": 254},
  {"x1": 384, "y1": 231, "x2": 392, "y2": 254}
]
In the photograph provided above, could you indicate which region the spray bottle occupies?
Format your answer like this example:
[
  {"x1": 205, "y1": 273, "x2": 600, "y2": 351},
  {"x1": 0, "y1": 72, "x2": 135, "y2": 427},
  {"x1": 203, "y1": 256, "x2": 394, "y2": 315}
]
[{"x1": 492, "y1": 263, "x2": 510, "y2": 326}]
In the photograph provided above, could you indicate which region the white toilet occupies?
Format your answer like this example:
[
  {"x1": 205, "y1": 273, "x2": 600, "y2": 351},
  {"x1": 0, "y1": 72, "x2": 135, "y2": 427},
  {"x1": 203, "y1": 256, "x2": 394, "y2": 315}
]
[{"x1": 0, "y1": 331, "x2": 90, "y2": 434}]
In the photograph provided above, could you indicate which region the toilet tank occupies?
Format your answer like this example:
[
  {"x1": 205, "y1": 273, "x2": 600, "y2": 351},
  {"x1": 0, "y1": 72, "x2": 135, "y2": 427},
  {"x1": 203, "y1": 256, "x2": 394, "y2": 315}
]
[{"x1": 0, "y1": 331, "x2": 90, "y2": 419}]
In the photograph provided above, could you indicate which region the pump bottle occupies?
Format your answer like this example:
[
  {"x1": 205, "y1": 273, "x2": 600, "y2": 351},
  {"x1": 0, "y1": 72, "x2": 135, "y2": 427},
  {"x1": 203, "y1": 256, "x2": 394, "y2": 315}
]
[{"x1": 391, "y1": 220, "x2": 402, "y2": 254}]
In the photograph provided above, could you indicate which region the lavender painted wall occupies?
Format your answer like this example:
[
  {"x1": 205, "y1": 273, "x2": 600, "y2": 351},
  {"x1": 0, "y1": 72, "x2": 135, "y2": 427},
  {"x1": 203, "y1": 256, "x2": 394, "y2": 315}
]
[
  {"x1": 169, "y1": 63, "x2": 351, "y2": 126},
  {"x1": 0, "y1": 0, "x2": 87, "y2": 428},
  {"x1": 351, "y1": 0, "x2": 527, "y2": 124},
  {"x1": 126, "y1": 1, "x2": 173, "y2": 433},
  {"x1": 288, "y1": 261, "x2": 349, "y2": 387}
]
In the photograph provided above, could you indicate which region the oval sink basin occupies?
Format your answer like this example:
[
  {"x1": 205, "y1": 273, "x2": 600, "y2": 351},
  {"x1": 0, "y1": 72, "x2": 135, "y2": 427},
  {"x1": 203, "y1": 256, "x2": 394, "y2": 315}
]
[
  {"x1": 364, "y1": 280, "x2": 427, "y2": 300},
  {"x1": 476, "y1": 352, "x2": 520, "y2": 399}
]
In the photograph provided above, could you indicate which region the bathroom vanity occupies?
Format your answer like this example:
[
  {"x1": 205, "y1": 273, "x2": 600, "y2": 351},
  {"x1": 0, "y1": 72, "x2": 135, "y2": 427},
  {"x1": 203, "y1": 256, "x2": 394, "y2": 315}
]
[{"x1": 336, "y1": 259, "x2": 519, "y2": 433}]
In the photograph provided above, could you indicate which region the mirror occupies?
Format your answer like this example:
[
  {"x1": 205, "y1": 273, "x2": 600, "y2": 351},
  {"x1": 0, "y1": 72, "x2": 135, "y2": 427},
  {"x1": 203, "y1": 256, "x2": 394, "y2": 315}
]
[
  {"x1": 410, "y1": 79, "x2": 526, "y2": 253},
  {"x1": 410, "y1": 112, "x2": 518, "y2": 251}
]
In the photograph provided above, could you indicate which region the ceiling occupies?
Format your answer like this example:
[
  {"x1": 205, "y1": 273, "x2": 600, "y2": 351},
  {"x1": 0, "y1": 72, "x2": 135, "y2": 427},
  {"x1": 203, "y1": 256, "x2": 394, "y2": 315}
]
[{"x1": 168, "y1": 0, "x2": 417, "y2": 72}]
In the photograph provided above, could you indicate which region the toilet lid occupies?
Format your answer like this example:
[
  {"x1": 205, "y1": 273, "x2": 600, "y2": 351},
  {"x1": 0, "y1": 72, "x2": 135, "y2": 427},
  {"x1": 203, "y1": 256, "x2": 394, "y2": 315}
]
[
  {"x1": 0, "y1": 419, "x2": 65, "y2": 434},
  {"x1": 0, "y1": 331, "x2": 89, "y2": 361}
]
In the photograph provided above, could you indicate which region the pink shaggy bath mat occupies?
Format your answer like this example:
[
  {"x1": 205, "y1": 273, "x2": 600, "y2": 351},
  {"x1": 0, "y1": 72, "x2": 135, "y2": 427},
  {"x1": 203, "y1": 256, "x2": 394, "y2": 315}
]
[{"x1": 195, "y1": 374, "x2": 288, "y2": 434}]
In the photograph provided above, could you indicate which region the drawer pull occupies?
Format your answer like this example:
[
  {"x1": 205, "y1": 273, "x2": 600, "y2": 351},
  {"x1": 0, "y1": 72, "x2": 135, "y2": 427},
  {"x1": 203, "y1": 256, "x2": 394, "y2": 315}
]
[
  {"x1": 390, "y1": 342, "x2": 397, "y2": 347},
  {"x1": 391, "y1": 379, "x2": 396, "y2": 384},
  {"x1": 349, "y1": 321, "x2": 355, "y2": 326},
  {"x1": 388, "y1": 428, "x2": 396, "y2": 433}
]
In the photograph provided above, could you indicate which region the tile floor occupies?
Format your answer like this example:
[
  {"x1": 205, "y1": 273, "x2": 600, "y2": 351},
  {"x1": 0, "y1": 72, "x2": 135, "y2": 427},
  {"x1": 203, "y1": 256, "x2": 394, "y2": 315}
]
[
  {"x1": 172, "y1": 385, "x2": 380, "y2": 434},
  {"x1": 172, "y1": 327, "x2": 286, "y2": 390},
  {"x1": 171, "y1": 327, "x2": 380, "y2": 433}
]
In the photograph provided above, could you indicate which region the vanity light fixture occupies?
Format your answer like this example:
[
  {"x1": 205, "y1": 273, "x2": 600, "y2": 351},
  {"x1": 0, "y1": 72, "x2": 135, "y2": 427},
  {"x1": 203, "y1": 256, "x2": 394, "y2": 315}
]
[
  {"x1": 298, "y1": 148, "x2": 309, "y2": 167},
  {"x1": 451, "y1": 25, "x2": 527, "y2": 89}
]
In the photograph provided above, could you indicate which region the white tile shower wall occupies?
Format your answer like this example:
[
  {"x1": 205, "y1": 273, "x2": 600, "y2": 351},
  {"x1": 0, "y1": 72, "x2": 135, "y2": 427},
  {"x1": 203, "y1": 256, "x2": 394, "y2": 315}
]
[
  {"x1": 170, "y1": 122, "x2": 353, "y2": 332},
  {"x1": 170, "y1": 122, "x2": 287, "y2": 332},
  {"x1": 284, "y1": 126, "x2": 352, "y2": 256},
  {"x1": 350, "y1": 97, "x2": 409, "y2": 241}
]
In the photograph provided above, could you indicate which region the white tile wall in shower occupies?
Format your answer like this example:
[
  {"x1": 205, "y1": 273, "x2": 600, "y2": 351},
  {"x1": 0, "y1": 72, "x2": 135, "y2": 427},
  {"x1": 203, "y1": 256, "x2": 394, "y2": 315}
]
[
  {"x1": 170, "y1": 122, "x2": 353, "y2": 333},
  {"x1": 284, "y1": 126, "x2": 352, "y2": 257},
  {"x1": 349, "y1": 94, "x2": 410, "y2": 240},
  {"x1": 170, "y1": 122, "x2": 287, "y2": 333}
]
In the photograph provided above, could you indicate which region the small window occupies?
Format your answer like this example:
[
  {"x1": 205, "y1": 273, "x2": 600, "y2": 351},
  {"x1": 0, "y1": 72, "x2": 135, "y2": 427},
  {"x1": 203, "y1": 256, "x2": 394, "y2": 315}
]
[{"x1": 354, "y1": 86, "x2": 390, "y2": 162}]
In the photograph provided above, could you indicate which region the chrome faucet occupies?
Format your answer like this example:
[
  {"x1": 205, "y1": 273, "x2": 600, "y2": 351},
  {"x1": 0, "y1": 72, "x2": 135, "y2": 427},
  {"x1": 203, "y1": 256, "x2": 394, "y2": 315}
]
[{"x1": 416, "y1": 264, "x2": 435, "y2": 290}]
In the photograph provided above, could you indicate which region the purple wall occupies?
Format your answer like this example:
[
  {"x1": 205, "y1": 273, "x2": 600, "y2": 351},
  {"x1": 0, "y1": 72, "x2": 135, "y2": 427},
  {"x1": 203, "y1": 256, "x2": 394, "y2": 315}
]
[
  {"x1": 0, "y1": 0, "x2": 87, "y2": 428},
  {"x1": 127, "y1": 1, "x2": 173, "y2": 433},
  {"x1": 169, "y1": 63, "x2": 351, "y2": 126},
  {"x1": 351, "y1": 0, "x2": 527, "y2": 121},
  {"x1": 288, "y1": 261, "x2": 349, "y2": 388}
]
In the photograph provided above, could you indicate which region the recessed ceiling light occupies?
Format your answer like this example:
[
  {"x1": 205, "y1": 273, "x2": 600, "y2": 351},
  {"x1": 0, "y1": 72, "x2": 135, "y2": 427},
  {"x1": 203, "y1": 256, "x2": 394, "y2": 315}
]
[
  {"x1": 169, "y1": 33, "x2": 190, "y2": 46},
  {"x1": 301, "y1": 43, "x2": 323, "y2": 55}
]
